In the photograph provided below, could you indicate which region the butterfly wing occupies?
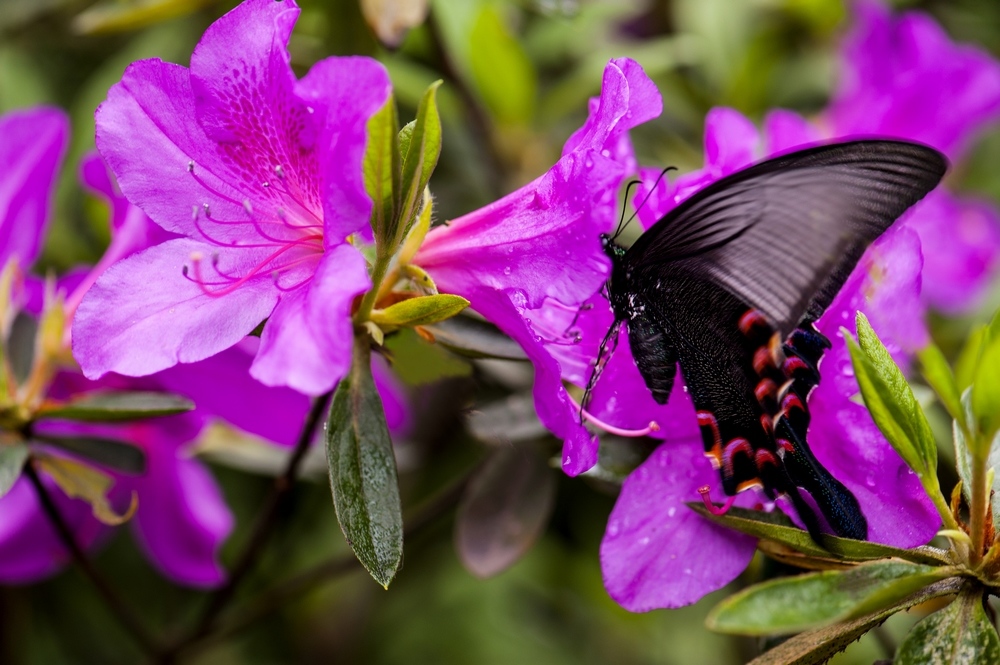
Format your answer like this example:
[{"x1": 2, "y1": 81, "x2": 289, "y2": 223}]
[
  {"x1": 614, "y1": 140, "x2": 945, "y2": 539},
  {"x1": 623, "y1": 140, "x2": 947, "y2": 337}
]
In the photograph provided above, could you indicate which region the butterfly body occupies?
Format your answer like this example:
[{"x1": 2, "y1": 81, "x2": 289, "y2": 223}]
[{"x1": 598, "y1": 140, "x2": 948, "y2": 540}]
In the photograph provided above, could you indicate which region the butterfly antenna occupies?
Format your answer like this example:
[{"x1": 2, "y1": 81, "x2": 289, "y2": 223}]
[
  {"x1": 619, "y1": 166, "x2": 677, "y2": 236},
  {"x1": 611, "y1": 179, "x2": 642, "y2": 242}
]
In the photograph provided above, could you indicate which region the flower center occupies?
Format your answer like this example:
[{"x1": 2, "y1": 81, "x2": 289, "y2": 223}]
[{"x1": 182, "y1": 162, "x2": 326, "y2": 297}]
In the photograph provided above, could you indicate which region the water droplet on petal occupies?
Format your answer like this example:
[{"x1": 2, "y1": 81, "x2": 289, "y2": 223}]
[{"x1": 667, "y1": 507, "x2": 676, "y2": 517}]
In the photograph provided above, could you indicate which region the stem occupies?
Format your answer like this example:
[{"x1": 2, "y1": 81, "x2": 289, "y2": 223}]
[
  {"x1": 166, "y1": 465, "x2": 474, "y2": 660},
  {"x1": 971, "y1": 443, "x2": 989, "y2": 566},
  {"x1": 355, "y1": 249, "x2": 393, "y2": 324},
  {"x1": 160, "y1": 390, "x2": 331, "y2": 661},
  {"x1": 25, "y1": 462, "x2": 159, "y2": 655}
]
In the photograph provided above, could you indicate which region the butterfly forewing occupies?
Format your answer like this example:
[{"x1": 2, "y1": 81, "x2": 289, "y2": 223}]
[
  {"x1": 608, "y1": 140, "x2": 946, "y2": 541},
  {"x1": 622, "y1": 141, "x2": 948, "y2": 337}
]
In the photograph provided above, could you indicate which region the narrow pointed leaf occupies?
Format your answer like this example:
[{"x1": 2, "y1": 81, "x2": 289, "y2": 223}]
[
  {"x1": 956, "y1": 325, "x2": 986, "y2": 392},
  {"x1": 326, "y1": 338, "x2": 403, "y2": 588},
  {"x1": 972, "y1": 336, "x2": 1000, "y2": 447},
  {"x1": 455, "y1": 444, "x2": 556, "y2": 578},
  {"x1": 0, "y1": 443, "x2": 28, "y2": 498},
  {"x1": 747, "y1": 577, "x2": 964, "y2": 665},
  {"x1": 846, "y1": 314, "x2": 937, "y2": 479},
  {"x1": 919, "y1": 344, "x2": 964, "y2": 428},
  {"x1": 34, "y1": 434, "x2": 146, "y2": 474},
  {"x1": 896, "y1": 587, "x2": 1000, "y2": 664},
  {"x1": 707, "y1": 560, "x2": 955, "y2": 636},
  {"x1": 37, "y1": 391, "x2": 194, "y2": 422},
  {"x1": 34, "y1": 453, "x2": 137, "y2": 525},
  {"x1": 468, "y1": 5, "x2": 536, "y2": 124},
  {"x1": 364, "y1": 95, "x2": 400, "y2": 247},
  {"x1": 421, "y1": 314, "x2": 527, "y2": 360},
  {"x1": 396, "y1": 81, "x2": 442, "y2": 244},
  {"x1": 687, "y1": 504, "x2": 950, "y2": 566},
  {"x1": 369, "y1": 293, "x2": 469, "y2": 330}
]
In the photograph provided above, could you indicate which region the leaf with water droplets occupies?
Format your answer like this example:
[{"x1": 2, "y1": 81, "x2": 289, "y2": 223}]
[
  {"x1": 746, "y1": 577, "x2": 964, "y2": 665},
  {"x1": 707, "y1": 560, "x2": 955, "y2": 636},
  {"x1": 896, "y1": 587, "x2": 1000, "y2": 664},
  {"x1": 455, "y1": 443, "x2": 556, "y2": 578},
  {"x1": 845, "y1": 313, "x2": 937, "y2": 482},
  {"x1": 326, "y1": 337, "x2": 403, "y2": 588}
]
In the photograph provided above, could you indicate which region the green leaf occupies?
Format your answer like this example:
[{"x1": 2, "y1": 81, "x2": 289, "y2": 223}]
[
  {"x1": 707, "y1": 560, "x2": 954, "y2": 636},
  {"x1": 919, "y1": 343, "x2": 964, "y2": 428},
  {"x1": 896, "y1": 587, "x2": 1000, "y2": 664},
  {"x1": 37, "y1": 391, "x2": 195, "y2": 422},
  {"x1": 420, "y1": 314, "x2": 527, "y2": 360},
  {"x1": 0, "y1": 444, "x2": 28, "y2": 498},
  {"x1": 34, "y1": 434, "x2": 146, "y2": 474},
  {"x1": 746, "y1": 577, "x2": 964, "y2": 665},
  {"x1": 72, "y1": 0, "x2": 210, "y2": 35},
  {"x1": 34, "y1": 453, "x2": 137, "y2": 525},
  {"x1": 972, "y1": 335, "x2": 1000, "y2": 446},
  {"x1": 364, "y1": 95, "x2": 400, "y2": 248},
  {"x1": 953, "y1": 396, "x2": 1000, "y2": 531},
  {"x1": 956, "y1": 325, "x2": 986, "y2": 392},
  {"x1": 846, "y1": 313, "x2": 937, "y2": 479},
  {"x1": 326, "y1": 337, "x2": 403, "y2": 588},
  {"x1": 455, "y1": 444, "x2": 556, "y2": 578},
  {"x1": 396, "y1": 81, "x2": 442, "y2": 247},
  {"x1": 369, "y1": 293, "x2": 469, "y2": 331},
  {"x1": 468, "y1": 5, "x2": 537, "y2": 125},
  {"x1": 687, "y1": 504, "x2": 950, "y2": 566}
]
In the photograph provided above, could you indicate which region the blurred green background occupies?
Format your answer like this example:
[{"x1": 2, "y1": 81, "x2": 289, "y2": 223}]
[{"x1": 1, "y1": 0, "x2": 999, "y2": 663}]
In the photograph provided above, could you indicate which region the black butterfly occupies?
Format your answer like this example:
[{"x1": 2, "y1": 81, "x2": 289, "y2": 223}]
[{"x1": 595, "y1": 140, "x2": 947, "y2": 541}]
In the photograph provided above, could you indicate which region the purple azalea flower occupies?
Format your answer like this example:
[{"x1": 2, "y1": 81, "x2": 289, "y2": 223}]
[
  {"x1": 825, "y1": 0, "x2": 1000, "y2": 313},
  {"x1": 413, "y1": 57, "x2": 664, "y2": 476},
  {"x1": 72, "y1": 0, "x2": 391, "y2": 395},
  {"x1": 0, "y1": 130, "x2": 408, "y2": 585}
]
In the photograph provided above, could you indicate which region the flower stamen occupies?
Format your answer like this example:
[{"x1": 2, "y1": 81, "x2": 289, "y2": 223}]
[{"x1": 698, "y1": 486, "x2": 737, "y2": 516}]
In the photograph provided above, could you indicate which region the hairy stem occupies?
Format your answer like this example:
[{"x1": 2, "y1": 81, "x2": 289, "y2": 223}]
[
  {"x1": 25, "y1": 462, "x2": 160, "y2": 655},
  {"x1": 355, "y1": 249, "x2": 393, "y2": 324}
]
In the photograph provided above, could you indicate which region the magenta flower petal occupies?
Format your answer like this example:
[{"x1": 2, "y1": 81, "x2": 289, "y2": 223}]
[
  {"x1": 296, "y1": 56, "x2": 392, "y2": 243},
  {"x1": 154, "y1": 339, "x2": 308, "y2": 447},
  {"x1": 601, "y1": 436, "x2": 758, "y2": 612},
  {"x1": 73, "y1": 239, "x2": 284, "y2": 379},
  {"x1": 0, "y1": 107, "x2": 68, "y2": 267},
  {"x1": 0, "y1": 477, "x2": 107, "y2": 584},
  {"x1": 812, "y1": 226, "x2": 939, "y2": 547},
  {"x1": 251, "y1": 243, "x2": 370, "y2": 394},
  {"x1": 830, "y1": 0, "x2": 1000, "y2": 160},
  {"x1": 129, "y1": 432, "x2": 233, "y2": 587},
  {"x1": 903, "y1": 190, "x2": 1000, "y2": 313},
  {"x1": 763, "y1": 109, "x2": 821, "y2": 155}
]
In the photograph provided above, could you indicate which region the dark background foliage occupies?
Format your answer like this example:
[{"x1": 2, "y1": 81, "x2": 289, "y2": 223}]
[{"x1": 0, "y1": 0, "x2": 998, "y2": 662}]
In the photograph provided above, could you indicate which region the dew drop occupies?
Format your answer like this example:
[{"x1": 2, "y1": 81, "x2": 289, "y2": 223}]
[
  {"x1": 683, "y1": 568, "x2": 692, "y2": 575},
  {"x1": 503, "y1": 266, "x2": 512, "y2": 275},
  {"x1": 667, "y1": 507, "x2": 676, "y2": 517},
  {"x1": 638, "y1": 536, "x2": 650, "y2": 546}
]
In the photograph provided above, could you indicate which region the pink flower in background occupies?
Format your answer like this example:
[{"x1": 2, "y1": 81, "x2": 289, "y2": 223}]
[
  {"x1": 414, "y1": 57, "x2": 664, "y2": 477},
  {"x1": 73, "y1": 0, "x2": 391, "y2": 395}
]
